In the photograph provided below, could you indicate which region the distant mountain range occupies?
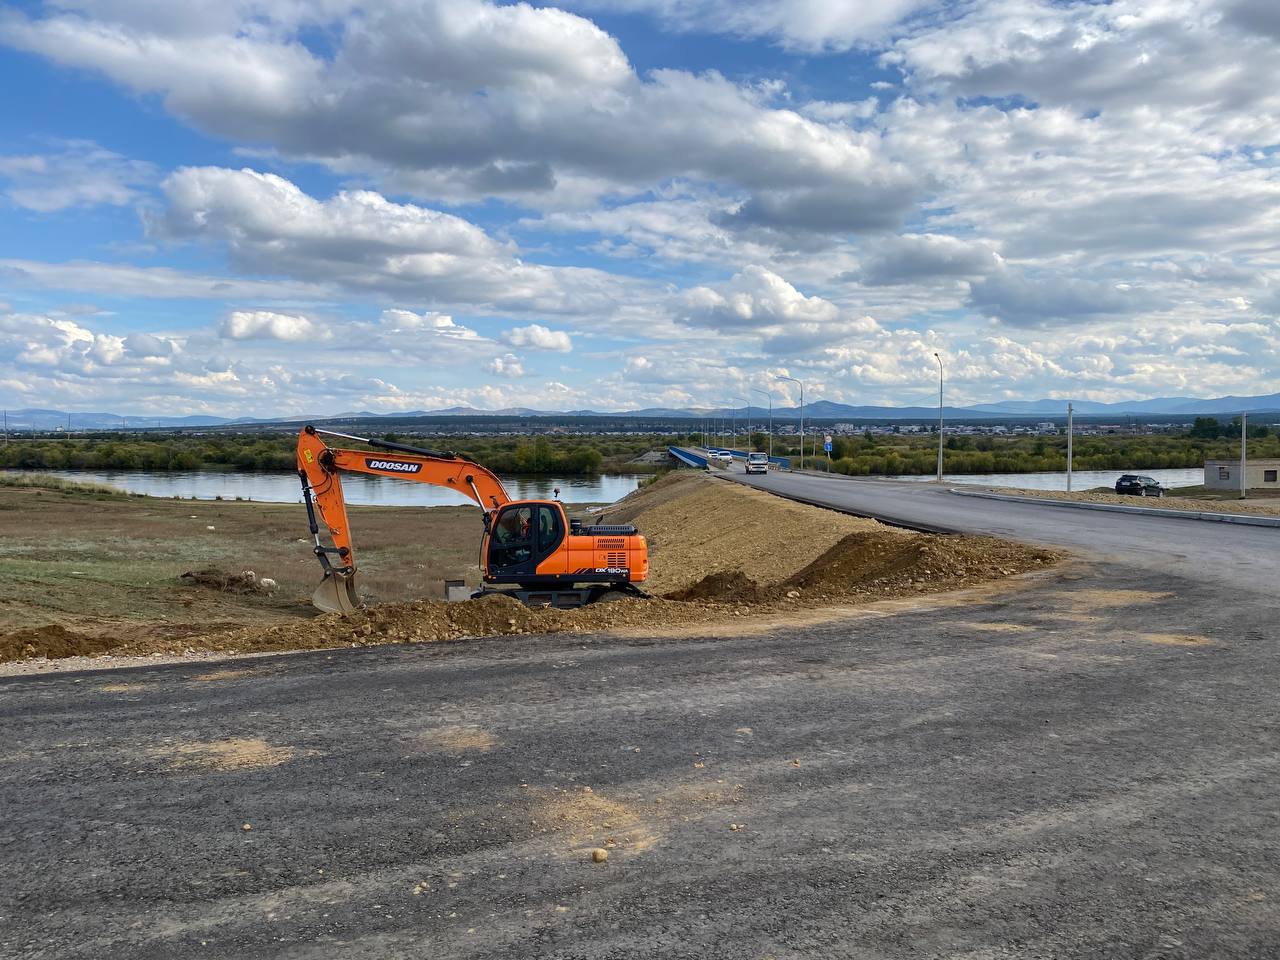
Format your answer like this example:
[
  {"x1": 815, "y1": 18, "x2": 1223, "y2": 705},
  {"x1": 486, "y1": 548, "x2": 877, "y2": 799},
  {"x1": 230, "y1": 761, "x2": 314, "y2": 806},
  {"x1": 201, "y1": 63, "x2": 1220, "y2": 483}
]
[{"x1": 4, "y1": 391, "x2": 1279, "y2": 431}]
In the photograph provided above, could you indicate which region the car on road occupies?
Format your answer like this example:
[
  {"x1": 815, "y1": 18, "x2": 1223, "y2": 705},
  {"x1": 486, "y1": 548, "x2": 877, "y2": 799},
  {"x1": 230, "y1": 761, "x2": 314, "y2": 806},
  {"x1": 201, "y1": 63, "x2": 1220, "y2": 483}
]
[
  {"x1": 706, "y1": 449, "x2": 733, "y2": 464},
  {"x1": 1115, "y1": 474, "x2": 1165, "y2": 497},
  {"x1": 745, "y1": 452, "x2": 770, "y2": 474}
]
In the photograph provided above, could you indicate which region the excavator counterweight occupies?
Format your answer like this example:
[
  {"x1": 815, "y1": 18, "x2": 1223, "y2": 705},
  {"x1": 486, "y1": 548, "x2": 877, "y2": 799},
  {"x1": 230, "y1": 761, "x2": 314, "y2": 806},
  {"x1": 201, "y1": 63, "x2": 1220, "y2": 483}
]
[{"x1": 295, "y1": 425, "x2": 648, "y2": 613}]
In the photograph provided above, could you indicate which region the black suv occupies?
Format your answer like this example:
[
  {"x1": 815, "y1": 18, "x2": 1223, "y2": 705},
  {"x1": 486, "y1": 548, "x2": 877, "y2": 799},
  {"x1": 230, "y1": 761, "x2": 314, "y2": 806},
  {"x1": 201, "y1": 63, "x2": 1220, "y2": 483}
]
[{"x1": 1115, "y1": 474, "x2": 1164, "y2": 497}]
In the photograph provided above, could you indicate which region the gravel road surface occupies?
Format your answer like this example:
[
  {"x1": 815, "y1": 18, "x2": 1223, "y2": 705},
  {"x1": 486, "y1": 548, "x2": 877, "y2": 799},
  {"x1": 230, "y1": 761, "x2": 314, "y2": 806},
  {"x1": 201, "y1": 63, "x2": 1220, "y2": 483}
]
[{"x1": 3, "y1": 477, "x2": 1278, "y2": 959}]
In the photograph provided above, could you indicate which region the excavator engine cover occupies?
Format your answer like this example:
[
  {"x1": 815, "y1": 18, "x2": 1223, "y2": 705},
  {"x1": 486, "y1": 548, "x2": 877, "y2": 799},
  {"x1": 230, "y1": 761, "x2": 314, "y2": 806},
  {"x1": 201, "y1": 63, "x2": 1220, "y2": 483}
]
[{"x1": 313, "y1": 570, "x2": 359, "y2": 615}]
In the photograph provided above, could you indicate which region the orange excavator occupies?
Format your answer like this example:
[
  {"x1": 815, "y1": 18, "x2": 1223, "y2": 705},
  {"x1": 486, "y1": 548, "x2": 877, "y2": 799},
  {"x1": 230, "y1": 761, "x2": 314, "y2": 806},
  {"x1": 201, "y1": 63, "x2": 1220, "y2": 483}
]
[{"x1": 296, "y1": 425, "x2": 648, "y2": 613}]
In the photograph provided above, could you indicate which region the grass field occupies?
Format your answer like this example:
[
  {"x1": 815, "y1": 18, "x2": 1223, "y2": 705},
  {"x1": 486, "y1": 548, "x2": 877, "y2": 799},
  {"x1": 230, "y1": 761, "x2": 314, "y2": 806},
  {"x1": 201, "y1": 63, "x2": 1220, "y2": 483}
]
[{"x1": 0, "y1": 478, "x2": 489, "y2": 640}]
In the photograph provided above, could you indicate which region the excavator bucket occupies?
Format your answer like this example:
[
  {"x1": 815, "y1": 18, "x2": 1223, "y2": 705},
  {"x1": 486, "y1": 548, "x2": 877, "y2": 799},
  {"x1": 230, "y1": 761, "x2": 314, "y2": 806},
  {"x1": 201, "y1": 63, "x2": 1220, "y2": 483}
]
[{"x1": 312, "y1": 571, "x2": 359, "y2": 615}]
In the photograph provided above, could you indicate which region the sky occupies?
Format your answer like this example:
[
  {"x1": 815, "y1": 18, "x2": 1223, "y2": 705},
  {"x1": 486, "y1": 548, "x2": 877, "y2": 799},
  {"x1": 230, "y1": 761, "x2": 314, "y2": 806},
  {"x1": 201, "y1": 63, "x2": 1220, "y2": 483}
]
[{"x1": 0, "y1": 0, "x2": 1277, "y2": 417}]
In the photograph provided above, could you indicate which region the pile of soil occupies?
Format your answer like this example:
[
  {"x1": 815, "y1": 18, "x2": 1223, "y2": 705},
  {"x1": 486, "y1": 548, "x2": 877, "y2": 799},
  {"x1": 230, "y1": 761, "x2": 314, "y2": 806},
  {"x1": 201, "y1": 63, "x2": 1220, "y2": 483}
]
[
  {"x1": 605, "y1": 473, "x2": 876, "y2": 594},
  {"x1": 0, "y1": 624, "x2": 119, "y2": 661},
  {"x1": 665, "y1": 528, "x2": 1054, "y2": 605}
]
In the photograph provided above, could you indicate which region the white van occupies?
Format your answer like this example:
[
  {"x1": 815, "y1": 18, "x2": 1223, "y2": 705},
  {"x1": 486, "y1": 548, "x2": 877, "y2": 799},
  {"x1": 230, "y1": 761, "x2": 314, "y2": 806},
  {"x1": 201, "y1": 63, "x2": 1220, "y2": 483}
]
[{"x1": 745, "y1": 452, "x2": 769, "y2": 474}]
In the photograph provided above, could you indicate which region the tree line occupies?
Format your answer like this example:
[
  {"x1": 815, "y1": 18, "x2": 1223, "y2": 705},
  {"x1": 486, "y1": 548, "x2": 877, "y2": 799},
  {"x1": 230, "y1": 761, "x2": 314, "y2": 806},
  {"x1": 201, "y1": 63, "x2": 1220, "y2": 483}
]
[
  {"x1": 0, "y1": 432, "x2": 655, "y2": 476},
  {"x1": 2, "y1": 427, "x2": 1275, "y2": 479}
]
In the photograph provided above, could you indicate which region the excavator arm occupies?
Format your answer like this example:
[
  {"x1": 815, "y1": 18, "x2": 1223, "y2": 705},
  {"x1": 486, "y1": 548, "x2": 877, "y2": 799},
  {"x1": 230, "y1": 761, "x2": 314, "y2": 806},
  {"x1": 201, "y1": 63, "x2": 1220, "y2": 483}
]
[{"x1": 296, "y1": 425, "x2": 512, "y2": 613}]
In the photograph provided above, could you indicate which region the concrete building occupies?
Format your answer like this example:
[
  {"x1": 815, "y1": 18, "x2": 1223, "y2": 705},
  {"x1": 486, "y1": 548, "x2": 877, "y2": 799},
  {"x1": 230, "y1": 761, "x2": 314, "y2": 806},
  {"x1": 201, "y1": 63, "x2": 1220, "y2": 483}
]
[{"x1": 1204, "y1": 458, "x2": 1280, "y2": 491}]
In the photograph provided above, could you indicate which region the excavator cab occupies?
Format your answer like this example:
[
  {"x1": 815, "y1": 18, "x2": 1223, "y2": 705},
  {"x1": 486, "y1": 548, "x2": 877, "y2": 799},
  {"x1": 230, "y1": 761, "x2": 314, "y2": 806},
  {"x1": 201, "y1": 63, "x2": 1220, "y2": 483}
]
[{"x1": 486, "y1": 502, "x2": 564, "y2": 579}]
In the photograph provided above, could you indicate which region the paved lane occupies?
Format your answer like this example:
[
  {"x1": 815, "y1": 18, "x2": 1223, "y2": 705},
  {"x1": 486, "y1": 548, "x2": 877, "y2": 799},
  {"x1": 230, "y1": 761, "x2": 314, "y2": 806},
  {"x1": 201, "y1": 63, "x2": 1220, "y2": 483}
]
[{"x1": 731, "y1": 471, "x2": 1278, "y2": 589}]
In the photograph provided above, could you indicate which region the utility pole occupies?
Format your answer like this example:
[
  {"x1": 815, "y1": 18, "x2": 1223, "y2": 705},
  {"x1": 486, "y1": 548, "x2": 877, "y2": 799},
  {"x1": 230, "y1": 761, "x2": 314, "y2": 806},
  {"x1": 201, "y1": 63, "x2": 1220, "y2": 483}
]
[
  {"x1": 1066, "y1": 402, "x2": 1074, "y2": 493},
  {"x1": 933, "y1": 353, "x2": 944, "y2": 483},
  {"x1": 751, "y1": 387, "x2": 773, "y2": 459},
  {"x1": 777, "y1": 375, "x2": 804, "y2": 470},
  {"x1": 1241, "y1": 411, "x2": 1248, "y2": 499}
]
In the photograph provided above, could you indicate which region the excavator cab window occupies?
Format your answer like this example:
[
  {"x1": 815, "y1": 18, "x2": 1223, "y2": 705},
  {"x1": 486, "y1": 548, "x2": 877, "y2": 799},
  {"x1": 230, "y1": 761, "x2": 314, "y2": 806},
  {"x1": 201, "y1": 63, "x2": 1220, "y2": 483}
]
[
  {"x1": 489, "y1": 503, "x2": 564, "y2": 576},
  {"x1": 491, "y1": 506, "x2": 533, "y2": 569}
]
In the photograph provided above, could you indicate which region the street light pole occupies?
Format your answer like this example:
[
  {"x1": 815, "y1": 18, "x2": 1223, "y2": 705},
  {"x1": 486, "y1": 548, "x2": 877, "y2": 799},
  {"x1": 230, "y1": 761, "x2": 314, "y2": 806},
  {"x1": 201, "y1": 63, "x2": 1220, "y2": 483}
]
[
  {"x1": 751, "y1": 388, "x2": 773, "y2": 459},
  {"x1": 933, "y1": 353, "x2": 944, "y2": 483},
  {"x1": 1066, "y1": 401, "x2": 1074, "y2": 493},
  {"x1": 733, "y1": 396, "x2": 751, "y2": 455},
  {"x1": 777, "y1": 375, "x2": 804, "y2": 470},
  {"x1": 1241, "y1": 411, "x2": 1248, "y2": 499}
]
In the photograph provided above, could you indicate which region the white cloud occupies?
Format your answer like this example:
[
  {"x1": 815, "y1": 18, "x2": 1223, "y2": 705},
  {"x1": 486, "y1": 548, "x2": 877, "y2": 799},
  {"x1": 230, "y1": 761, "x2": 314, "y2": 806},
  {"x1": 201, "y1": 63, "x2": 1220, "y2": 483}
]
[
  {"x1": 0, "y1": 141, "x2": 156, "y2": 212},
  {"x1": 682, "y1": 266, "x2": 840, "y2": 331},
  {"x1": 375, "y1": 308, "x2": 486, "y2": 344},
  {"x1": 485, "y1": 353, "x2": 525, "y2": 378},
  {"x1": 221, "y1": 310, "x2": 321, "y2": 342},
  {"x1": 149, "y1": 166, "x2": 655, "y2": 318},
  {"x1": 0, "y1": 1, "x2": 918, "y2": 230},
  {"x1": 503, "y1": 323, "x2": 572, "y2": 352}
]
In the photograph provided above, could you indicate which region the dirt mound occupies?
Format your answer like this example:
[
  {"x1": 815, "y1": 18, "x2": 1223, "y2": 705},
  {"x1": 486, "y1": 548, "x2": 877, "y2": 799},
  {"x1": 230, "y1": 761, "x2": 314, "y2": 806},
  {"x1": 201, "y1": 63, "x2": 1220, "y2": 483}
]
[
  {"x1": 664, "y1": 529, "x2": 1056, "y2": 606},
  {"x1": 0, "y1": 624, "x2": 118, "y2": 660},
  {"x1": 610, "y1": 473, "x2": 876, "y2": 594},
  {"x1": 784, "y1": 531, "x2": 1054, "y2": 599},
  {"x1": 666, "y1": 571, "x2": 766, "y2": 603}
]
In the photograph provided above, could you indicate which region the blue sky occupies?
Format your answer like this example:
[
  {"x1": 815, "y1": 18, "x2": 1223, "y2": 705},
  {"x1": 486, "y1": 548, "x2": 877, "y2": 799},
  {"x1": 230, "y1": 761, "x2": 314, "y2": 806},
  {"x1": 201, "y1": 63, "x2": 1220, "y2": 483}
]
[{"x1": 0, "y1": 0, "x2": 1277, "y2": 416}]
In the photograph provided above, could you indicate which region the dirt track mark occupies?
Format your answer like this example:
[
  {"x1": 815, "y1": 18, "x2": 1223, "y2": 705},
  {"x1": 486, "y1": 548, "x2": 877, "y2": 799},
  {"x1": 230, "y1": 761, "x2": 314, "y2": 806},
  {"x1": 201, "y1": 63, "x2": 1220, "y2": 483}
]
[
  {"x1": 415, "y1": 727, "x2": 498, "y2": 753},
  {"x1": 151, "y1": 738, "x2": 299, "y2": 771},
  {"x1": 188, "y1": 668, "x2": 255, "y2": 682},
  {"x1": 1139, "y1": 633, "x2": 1212, "y2": 646},
  {"x1": 530, "y1": 786, "x2": 661, "y2": 857}
]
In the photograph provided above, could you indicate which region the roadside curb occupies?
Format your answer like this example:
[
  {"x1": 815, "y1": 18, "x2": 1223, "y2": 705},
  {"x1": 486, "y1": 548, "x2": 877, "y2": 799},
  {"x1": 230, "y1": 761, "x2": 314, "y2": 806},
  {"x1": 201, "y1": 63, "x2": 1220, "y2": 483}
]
[{"x1": 949, "y1": 488, "x2": 1280, "y2": 529}]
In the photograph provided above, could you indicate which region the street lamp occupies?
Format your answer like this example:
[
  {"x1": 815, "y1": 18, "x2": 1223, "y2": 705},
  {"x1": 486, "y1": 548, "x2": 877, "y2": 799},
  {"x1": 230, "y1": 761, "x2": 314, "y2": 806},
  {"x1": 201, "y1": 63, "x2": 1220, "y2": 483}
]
[
  {"x1": 933, "y1": 353, "x2": 944, "y2": 483},
  {"x1": 1066, "y1": 401, "x2": 1074, "y2": 493},
  {"x1": 777, "y1": 375, "x2": 804, "y2": 470},
  {"x1": 751, "y1": 387, "x2": 773, "y2": 459},
  {"x1": 733, "y1": 396, "x2": 751, "y2": 454}
]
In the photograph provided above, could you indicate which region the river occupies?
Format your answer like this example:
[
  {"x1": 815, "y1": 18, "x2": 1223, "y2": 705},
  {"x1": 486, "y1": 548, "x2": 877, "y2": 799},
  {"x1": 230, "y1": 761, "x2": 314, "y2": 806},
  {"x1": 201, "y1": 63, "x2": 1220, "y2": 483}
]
[
  {"x1": 14, "y1": 469, "x2": 648, "y2": 506},
  {"x1": 892, "y1": 467, "x2": 1205, "y2": 490}
]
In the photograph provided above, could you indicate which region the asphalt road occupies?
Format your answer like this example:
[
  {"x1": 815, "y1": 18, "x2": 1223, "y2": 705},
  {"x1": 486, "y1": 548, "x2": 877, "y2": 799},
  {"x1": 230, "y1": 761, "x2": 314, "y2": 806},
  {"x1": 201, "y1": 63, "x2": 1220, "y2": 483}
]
[
  {"x1": 731, "y1": 470, "x2": 1278, "y2": 589},
  {"x1": 3, "y1": 480, "x2": 1279, "y2": 958}
]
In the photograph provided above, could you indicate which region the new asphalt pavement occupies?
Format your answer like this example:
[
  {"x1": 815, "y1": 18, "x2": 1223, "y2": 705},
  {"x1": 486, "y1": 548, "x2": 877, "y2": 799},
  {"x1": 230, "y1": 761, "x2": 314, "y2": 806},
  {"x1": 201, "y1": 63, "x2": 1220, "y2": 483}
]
[{"x1": 2, "y1": 474, "x2": 1278, "y2": 959}]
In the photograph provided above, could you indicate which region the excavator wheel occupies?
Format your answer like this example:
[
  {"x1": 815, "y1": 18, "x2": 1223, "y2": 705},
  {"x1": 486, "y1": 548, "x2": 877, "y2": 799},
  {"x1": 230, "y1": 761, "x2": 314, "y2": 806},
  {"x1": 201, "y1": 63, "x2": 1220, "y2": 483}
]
[{"x1": 312, "y1": 571, "x2": 360, "y2": 615}]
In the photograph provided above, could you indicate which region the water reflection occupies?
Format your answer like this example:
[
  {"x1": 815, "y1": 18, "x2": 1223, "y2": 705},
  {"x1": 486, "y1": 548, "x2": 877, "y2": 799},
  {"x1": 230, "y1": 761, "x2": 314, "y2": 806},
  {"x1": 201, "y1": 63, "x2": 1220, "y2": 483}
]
[{"x1": 16, "y1": 470, "x2": 646, "y2": 506}]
